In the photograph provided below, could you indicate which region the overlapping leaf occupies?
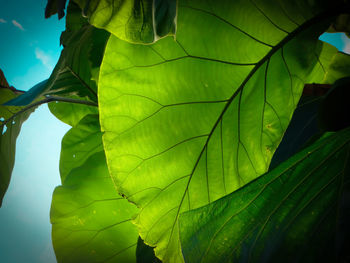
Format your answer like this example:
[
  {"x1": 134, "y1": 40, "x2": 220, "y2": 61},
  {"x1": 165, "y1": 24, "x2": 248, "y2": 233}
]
[
  {"x1": 0, "y1": 70, "x2": 35, "y2": 206},
  {"x1": 5, "y1": 2, "x2": 108, "y2": 111},
  {"x1": 51, "y1": 113, "x2": 139, "y2": 262},
  {"x1": 179, "y1": 127, "x2": 350, "y2": 263},
  {"x1": 51, "y1": 151, "x2": 139, "y2": 263},
  {"x1": 59, "y1": 114, "x2": 103, "y2": 182},
  {"x1": 73, "y1": 0, "x2": 177, "y2": 44},
  {"x1": 99, "y1": 0, "x2": 350, "y2": 262},
  {"x1": 44, "y1": 1, "x2": 109, "y2": 126}
]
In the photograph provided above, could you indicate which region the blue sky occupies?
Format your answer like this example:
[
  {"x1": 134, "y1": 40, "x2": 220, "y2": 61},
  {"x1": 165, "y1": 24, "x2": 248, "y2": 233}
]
[
  {"x1": 0, "y1": 1, "x2": 350, "y2": 262},
  {"x1": 0, "y1": 0, "x2": 68, "y2": 262}
]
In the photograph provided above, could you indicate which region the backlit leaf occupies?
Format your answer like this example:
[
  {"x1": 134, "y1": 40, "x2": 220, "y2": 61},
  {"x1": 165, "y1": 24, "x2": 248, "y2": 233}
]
[
  {"x1": 59, "y1": 114, "x2": 103, "y2": 182},
  {"x1": 179, "y1": 127, "x2": 350, "y2": 263},
  {"x1": 51, "y1": 112, "x2": 139, "y2": 262},
  {"x1": 99, "y1": 1, "x2": 350, "y2": 262},
  {"x1": 51, "y1": 151, "x2": 139, "y2": 263}
]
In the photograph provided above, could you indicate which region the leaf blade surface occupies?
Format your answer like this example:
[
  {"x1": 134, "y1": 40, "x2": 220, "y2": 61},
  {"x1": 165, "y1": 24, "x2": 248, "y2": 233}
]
[{"x1": 99, "y1": 1, "x2": 350, "y2": 261}]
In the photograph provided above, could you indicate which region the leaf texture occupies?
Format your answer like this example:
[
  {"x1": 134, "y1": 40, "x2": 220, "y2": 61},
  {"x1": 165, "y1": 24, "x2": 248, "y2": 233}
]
[
  {"x1": 73, "y1": 0, "x2": 177, "y2": 44},
  {"x1": 51, "y1": 151, "x2": 139, "y2": 263},
  {"x1": 99, "y1": 1, "x2": 350, "y2": 262},
  {"x1": 179, "y1": 127, "x2": 350, "y2": 263},
  {"x1": 51, "y1": 112, "x2": 139, "y2": 262},
  {"x1": 46, "y1": 1, "x2": 108, "y2": 126},
  {"x1": 59, "y1": 114, "x2": 103, "y2": 182}
]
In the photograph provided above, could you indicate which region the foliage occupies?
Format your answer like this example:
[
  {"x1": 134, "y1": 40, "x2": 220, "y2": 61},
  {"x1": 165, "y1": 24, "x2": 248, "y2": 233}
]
[{"x1": 1, "y1": 0, "x2": 350, "y2": 262}]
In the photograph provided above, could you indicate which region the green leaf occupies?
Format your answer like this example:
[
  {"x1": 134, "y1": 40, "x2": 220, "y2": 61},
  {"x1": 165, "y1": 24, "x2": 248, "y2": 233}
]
[
  {"x1": 51, "y1": 151, "x2": 139, "y2": 263},
  {"x1": 73, "y1": 0, "x2": 177, "y2": 44},
  {"x1": 3, "y1": 79, "x2": 48, "y2": 106},
  {"x1": 48, "y1": 98, "x2": 98, "y2": 127},
  {"x1": 51, "y1": 111, "x2": 138, "y2": 262},
  {"x1": 99, "y1": 1, "x2": 350, "y2": 262},
  {"x1": 323, "y1": 51, "x2": 350, "y2": 84},
  {"x1": 59, "y1": 114, "x2": 103, "y2": 182},
  {"x1": 179, "y1": 127, "x2": 350, "y2": 263},
  {"x1": 0, "y1": 70, "x2": 35, "y2": 206},
  {"x1": 47, "y1": 1, "x2": 109, "y2": 126}
]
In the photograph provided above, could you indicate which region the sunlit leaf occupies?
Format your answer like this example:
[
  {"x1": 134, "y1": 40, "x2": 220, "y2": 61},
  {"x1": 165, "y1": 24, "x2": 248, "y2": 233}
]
[
  {"x1": 99, "y1": 1, "x2": 350, "y2": 262},
  {"x1": 73, "y1": 0, "x2": 177, "y2": 43},
  {"x1": 51, "y1": 151, "x2": 139, "y2": 263},
  {"x1": 179, "y1": 127, "x2": 350, "y2": 263},
  {"x1": 59, "y1": 114, "x2": 103, "y2": 182},
  {"x1": 51, "y1": 112, "x2": 139, "y2": 262},
  {"x1": 0, "y1": 70, "x2": 35, "y2": 206}
]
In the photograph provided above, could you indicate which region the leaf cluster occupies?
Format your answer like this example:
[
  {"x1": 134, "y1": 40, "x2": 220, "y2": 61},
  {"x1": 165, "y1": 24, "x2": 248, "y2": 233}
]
[{"x1": 1, "y1": 0, "x2": 350, "y2": 262}]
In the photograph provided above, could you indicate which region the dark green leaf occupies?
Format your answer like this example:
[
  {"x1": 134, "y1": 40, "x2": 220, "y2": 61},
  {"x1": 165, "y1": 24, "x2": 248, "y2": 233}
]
[
  {"x1": 45, "y1": 0, "x2": 68, "y2": 19},
  {"x1": 137, "y1": 237, "x2": 162, "y2": 263},
  {"x1": 179, "y1": 127, "x2": 350, "y2": 263},
  {"x1": 99, "y1": 1, "x2": 350, "y2": 261},
  {"x1": 319, "y1": 76, "x2": 350, "y2": 131},
  {"x1": 269, "y1": 95, "x2": 324, "y2": 169},
  {"x1": 73, "y1": 0, "x2": 177, "y2": 43},
  {"x1": 322, "y1": 51, "x2": 350, "y2": 84},
  {"x1": 0, "y1": 70, "x2": 36, "y2": 206},
  {"x1": 327, "y1": 14, "x2": 350, "y2": 35}
]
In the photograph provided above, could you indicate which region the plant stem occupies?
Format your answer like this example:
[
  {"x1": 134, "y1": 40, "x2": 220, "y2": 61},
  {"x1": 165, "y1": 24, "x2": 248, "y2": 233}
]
[{"x1": 1, "y1": 95, "x2": 98, "y2": 127}]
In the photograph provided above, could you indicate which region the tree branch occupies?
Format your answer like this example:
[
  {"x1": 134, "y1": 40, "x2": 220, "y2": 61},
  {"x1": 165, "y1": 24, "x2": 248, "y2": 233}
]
[{"x1": 1, "y1": 95, "x2": 98, "y2": 127}]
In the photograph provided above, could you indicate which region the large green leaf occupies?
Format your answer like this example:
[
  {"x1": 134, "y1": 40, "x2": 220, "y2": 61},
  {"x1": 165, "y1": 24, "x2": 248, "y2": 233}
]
[
  {"x1": 99, "y1": 1, "x2": 350, "y2": 262},
  {"x1": 51, "y1": 151, "x2": 139, "y2": 263},
  {"x1": 0, "y1": 70, "x2": 35, "y2": 206},
  {"x1": 73, "y1": 0, "x2": 177, "y2": 44},
  {"x1": 179, "y1": 127, "x2": 350, "y2": 263}
]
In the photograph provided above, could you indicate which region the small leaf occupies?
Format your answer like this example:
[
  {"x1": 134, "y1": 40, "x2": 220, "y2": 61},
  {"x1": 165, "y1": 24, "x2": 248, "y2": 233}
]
[{"x1": 179, "y1": 127, "x2": 350, "y2": 263}]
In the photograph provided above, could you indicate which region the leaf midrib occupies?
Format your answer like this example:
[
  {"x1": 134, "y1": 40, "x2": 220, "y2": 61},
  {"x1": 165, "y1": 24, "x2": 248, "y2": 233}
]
[{"x1": 164, "y1": 4, "x2": 344, "y2": 257}]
